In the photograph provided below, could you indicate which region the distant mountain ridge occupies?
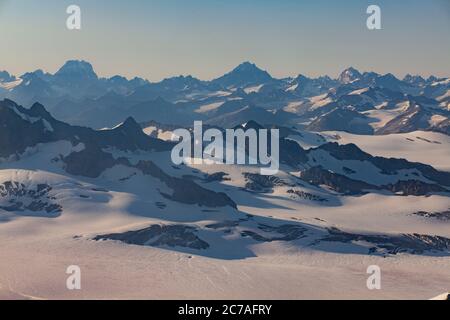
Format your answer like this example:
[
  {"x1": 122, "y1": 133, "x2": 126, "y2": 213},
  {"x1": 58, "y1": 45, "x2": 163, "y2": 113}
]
[{"x1": 0, "y1": 60, "x2": 448, "y2": 135}]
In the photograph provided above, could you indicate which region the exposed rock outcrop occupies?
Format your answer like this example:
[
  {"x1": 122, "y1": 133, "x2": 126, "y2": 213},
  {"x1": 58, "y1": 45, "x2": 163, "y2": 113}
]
[
  {"x1": 136, "y1": 160, "x2": 237, "y2": 209},
  {"x1": 0, "y1": 181, "x2": 62, "y2": 217},
  {"x1": 316, "y1": 227, "x2": 450, "y2": 255},
  {"x1": 299, "y1": 166, "x2": 446, "y2": 196},
  {"x1": 94, "y1": 224, "x2": 209, "y2": 250}
]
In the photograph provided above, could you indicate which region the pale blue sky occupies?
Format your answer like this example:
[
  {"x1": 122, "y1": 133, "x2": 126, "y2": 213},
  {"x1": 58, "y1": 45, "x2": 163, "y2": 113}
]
[{"x1": 0, "y1": 0, "x2": 449, "y2": 80}]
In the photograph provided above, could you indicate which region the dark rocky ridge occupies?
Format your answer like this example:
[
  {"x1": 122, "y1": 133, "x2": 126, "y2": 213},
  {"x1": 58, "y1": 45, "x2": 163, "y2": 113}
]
[
  {"x1": 136, "y1": 160, "x2": 236, "y2": 209},
  {"x1": 94, "y1": 224, "x2": 209, "y2": 250},
  {"x1": 278, "y1": 134, "x2": 450, "y2": 192},
  {"x1": 314, "y1": 142, "x2": 450, "y2": 187},
  {"x1": 279, "y1": 138, "x2": 309, "y2": 167},
  {"x1": 62, "y1": 147, "x2": 237, "y2": 209},
  {"x1": 316, "y1": 227, "x2": 450, "y2": 256},
  {"x1": 93, "y1": 220, "x2": 450, "y2": 257},
  {"x1": 0, "y1": 99, "x2": 173, "y2": 159},
  {"x1": 63, "y1": 145, "x2": 130, "y2": 178},
  {"x1": 286, "y1": 189, "x2": 328, "y2": 202},
  {"x1": 411, "y1": 210, "x2": 450, "y2": 221},
  {"x1": 243, "y1": 172, "x2": 292, "y2": 193},
  {"x1": 300, "y1": 166, "x2": 376, "y2": 195},
  {"x1": 241, "y1": 224, "x2": 308, "y2": 242},
  {"x1": 300, "y1": 166, "x2": 447, "y2": 196}
]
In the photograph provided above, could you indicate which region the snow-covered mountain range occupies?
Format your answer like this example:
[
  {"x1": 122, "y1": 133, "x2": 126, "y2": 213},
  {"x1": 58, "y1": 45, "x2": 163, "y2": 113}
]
[
  {"x1": 1, "y1": 61, "x2": 449, "y2": 299},
  {"x1": 0, "y1": 93, "x2": 450, "y2": 299},
  {"x1": 1, "y1": 60, "x2": 449, "y2": 134}
]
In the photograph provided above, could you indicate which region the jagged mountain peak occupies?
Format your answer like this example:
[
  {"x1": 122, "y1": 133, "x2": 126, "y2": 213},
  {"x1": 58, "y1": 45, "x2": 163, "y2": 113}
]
[
  {"x1": 107, "y1": 75, "x2": 128, "y2": 84},
  {"x1": 379, "y1": 73, "x2": 399, "y2": 81},
  {"x1": 342, "y1": 67, "x2": 361, "y2": 74},
  {"x1": 213, "y1": 61, "x2": 273, "y2": 88},
  {"x1": 233, "y1": 61, "x2": 261, "y2": 72},
  {"x1": 20, "y1": 69, "x2": 49, "y2": 79},
  {"x1": 54, "y1": 60, "x2": 98, "y2": 80},
  {"x1": 113, "y1": 116, "x2": 145, "y2": 135},
  {"x1": 338, "y1": 67, "x2": 362, "y2": 84},
  {"x1": 122, "y1": 116, "x2": 140, "y2": 127},
  {"x1": 294, "y1": 74, "x2": 310, "y2": 82},
  {"x1": 129, "y1": 76, "x2": 149, "y2": 86},
  {"x1": 29, "y1": 102, "x2": 51, "y2": 118},
  {"x1": 159, "y1": 74, "x2": 204, "y2": 87},
  {"x1": 427, "y1": 75, "x2": 439, "y2": 83},
  {"x1": 0, "y1": 98, "x2": 18, "y2": 108},
  {"x1": 243, "y1": 120, "x2": 265, "y2": 130},
  {"x1": 0, "y1": 70, "x2": 15, "y2": 82},
  {"x1": 153, "y1": 96, "x2": 170, "y2": 104},
  {"x1": 403, "y1": 74, "x2": 425, "y2": 83},
  {"x1": 173, "y1": 74, "x2": 195, "y2": 80},
  {"x1": 19, "y1": 71, "x2": 47, "y2": 83},
  {"x1": 231, "y1": 61, "x2": 273, "y2": 79},
  {"x1": 0, "y1": 98, "x2": 172, "y2": 159}
]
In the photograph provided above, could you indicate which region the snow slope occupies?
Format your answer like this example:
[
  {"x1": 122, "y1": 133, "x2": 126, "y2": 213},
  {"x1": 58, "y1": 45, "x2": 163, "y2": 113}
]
[
  {"x1": 321, "y1": 131, "x2": 450, "y2": 171},
  {"x1": 0, "y1": 139, "x2": 449, "y2": 299},
  {"x1": 0, "y1": 103, "x2": 449, "y2": 299}
]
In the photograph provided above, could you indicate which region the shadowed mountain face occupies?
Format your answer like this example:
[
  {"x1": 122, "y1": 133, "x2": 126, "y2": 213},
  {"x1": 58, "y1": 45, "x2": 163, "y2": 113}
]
[
  {"x1": 0, "y1": 99, "x2": 173, "y2": 159},
  {"x1": 306, "y1": 107, "x2": 374, "y2": 135},
  {"x1": 338, "y1": 67, "x2": 362, "y2": 84},
  {"x1": 94, "y1": 224, "x2": 210, "y2": 250},
  {"x1": 0, "y1": 99, "x2": 237, "y2": 210},
  {"x1": 54, "y1": 60, "x2": 98, "y2": 83}
]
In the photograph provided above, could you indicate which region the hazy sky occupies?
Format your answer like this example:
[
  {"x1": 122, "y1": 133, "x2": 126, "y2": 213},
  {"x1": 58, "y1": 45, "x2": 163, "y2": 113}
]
[{"x1": 0, "y1": 0, "x2": 449, "y2": 81}]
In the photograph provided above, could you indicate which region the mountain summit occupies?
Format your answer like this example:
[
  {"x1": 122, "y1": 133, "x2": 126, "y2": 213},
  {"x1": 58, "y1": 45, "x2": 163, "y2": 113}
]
[
  {"x1": 338, "y1": 67, "x2": 362, "y2": 84},
  {"x1": 212, "y1": 61, "x2": 274, "y2": 88},
  {"x1": 0, "y1": 71, "x2": 15, "y2": 82},
  {"x1": 54, "y1": 60, "x2": 98, "y2": 81}
]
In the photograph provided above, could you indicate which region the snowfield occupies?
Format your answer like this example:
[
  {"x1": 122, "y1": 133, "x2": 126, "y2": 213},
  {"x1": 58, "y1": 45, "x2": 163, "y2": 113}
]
[{"x1": 0, "y1": 137, "x2": 449, "y2": 299}]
